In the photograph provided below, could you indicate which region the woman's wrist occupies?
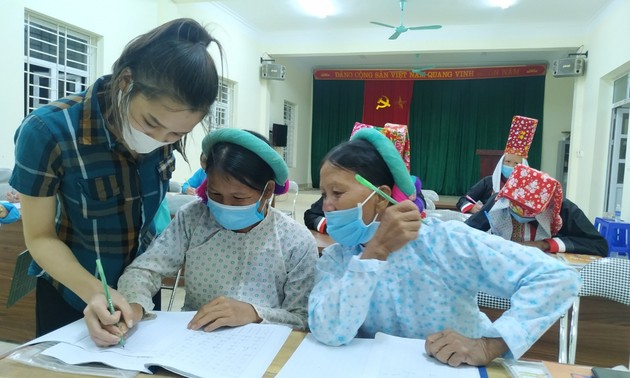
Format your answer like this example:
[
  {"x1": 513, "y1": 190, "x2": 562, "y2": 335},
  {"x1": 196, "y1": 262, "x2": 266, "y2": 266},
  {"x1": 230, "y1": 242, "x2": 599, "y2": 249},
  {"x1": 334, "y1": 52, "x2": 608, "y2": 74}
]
[
  {"x1": 130, "y1": 303, "x2": 145, "y2": 323},
  {"x1": 361, "y1": 241, "x2": 390, "y2": 261},
  {"x1": 481, "y1": 337, "x2": 509, "y2": 362}
]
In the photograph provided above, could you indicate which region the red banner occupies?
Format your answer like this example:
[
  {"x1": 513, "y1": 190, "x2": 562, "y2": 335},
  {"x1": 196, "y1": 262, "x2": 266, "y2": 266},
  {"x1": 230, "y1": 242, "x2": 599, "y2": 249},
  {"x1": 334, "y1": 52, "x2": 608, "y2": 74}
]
[
  {"x1": 314, "y1": 65, "x2": 546, "y2": 81},
  {"x1": 362, "y1": 80, "x2": 413, "y2": 126}
]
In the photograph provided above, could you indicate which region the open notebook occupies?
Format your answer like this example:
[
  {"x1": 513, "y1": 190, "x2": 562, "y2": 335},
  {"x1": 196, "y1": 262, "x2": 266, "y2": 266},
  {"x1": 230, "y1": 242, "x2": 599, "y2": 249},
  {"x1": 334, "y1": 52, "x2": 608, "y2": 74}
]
[
  {"x1": 11, "y1": 311, "x2": 291, "y2": 378},
  {"x1": 276, "y1": 333, "x2": 483, "y2": 378}
]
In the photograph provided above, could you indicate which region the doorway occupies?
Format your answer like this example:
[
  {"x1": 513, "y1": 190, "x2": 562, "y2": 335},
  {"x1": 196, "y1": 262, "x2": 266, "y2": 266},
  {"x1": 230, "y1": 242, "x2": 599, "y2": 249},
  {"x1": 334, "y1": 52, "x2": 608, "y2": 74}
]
[{"x1": 605, "y1": 106, "x2": 628, "y2": 212}]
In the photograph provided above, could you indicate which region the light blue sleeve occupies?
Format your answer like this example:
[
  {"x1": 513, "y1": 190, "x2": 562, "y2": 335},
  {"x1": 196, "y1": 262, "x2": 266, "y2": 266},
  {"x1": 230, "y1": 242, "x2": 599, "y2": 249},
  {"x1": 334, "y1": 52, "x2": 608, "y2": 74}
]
[
  {"x1": 0, "y1": 201, "x2": 20, "y2": 224},
  {"x1": 308, "y1": 245, "x2": 385, "y2": 346},
  {"x1": 181, "y1": 168, "x2": 207, "y2": 193},
  {"x1": 152, "y1": 199, "x2": 171, "y2": 235},
  {"x1": 428, "y1": 220, "x2": 582, "y2": 359}
]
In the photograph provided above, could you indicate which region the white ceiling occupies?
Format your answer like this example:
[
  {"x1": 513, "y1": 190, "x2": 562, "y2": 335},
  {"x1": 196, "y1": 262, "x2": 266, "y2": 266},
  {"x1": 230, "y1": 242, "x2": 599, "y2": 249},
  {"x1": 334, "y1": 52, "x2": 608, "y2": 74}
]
[{"x1": 176, "y1": 0, "x2": 614, "y2": 69}]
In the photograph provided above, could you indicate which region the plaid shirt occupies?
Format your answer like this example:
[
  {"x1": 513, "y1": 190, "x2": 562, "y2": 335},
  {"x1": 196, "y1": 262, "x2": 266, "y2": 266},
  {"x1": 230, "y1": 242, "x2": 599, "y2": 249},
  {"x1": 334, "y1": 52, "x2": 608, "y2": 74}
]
[{"x1": 10, "y1": 76, "x2": 175, "y2": 311}]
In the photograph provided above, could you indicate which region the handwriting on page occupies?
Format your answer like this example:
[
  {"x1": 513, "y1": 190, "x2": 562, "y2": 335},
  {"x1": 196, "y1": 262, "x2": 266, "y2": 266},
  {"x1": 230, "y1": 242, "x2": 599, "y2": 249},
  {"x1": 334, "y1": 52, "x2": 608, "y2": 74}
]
[
  {"x1": 37, "y1": 312, "x2": 292, "y2": 378},
  {"x1": 163, "y1": 325, "x2": 283, "y2": 377}
]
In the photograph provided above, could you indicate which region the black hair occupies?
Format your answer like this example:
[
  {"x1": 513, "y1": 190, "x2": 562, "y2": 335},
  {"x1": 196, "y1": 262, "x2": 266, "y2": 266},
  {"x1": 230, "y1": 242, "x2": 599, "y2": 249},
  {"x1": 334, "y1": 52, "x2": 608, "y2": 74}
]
[
  {"x1": 205, "y1": 130, "x2": 275, "y2": 192},
  {"x1": 323, "y1": 139, "x2": 394, "y2": 188},
  {"x1": 106, "y1": 18, "x2": 224, "y2": 161}
]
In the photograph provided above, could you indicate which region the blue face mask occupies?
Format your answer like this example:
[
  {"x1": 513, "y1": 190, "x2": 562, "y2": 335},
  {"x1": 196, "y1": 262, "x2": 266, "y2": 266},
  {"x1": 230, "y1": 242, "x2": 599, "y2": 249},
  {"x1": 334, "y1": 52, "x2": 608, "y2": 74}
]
[
  {"x1": 324, "y1": 192, "x2": 379, "y2": 247},
  {"x1": 206, "y1": 187, "x2": 267, "y2": 231},
  {"x1": 510, "y1": 209, "x2": 535, "y2": 223},
  {"x1": 501, "y1": 165, "x2": 514, "y2": 178}
]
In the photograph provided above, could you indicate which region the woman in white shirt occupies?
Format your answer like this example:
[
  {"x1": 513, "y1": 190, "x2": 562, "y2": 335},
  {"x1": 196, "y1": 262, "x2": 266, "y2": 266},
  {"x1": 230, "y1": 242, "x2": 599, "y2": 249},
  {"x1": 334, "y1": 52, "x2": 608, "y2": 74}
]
[{"x1": 84, "y1": 128, "x2": 318, "y2": 346}]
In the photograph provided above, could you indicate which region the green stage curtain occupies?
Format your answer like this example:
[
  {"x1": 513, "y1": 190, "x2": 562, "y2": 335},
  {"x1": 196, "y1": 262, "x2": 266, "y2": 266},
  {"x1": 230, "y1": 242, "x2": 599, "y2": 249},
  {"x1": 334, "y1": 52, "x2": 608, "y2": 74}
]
[
  {"x1": 408, "y1": 76, "x2": 545, "y2": 195},
  {"x1": 311, "y1": 80, "x2": 364, "y2": 187}
]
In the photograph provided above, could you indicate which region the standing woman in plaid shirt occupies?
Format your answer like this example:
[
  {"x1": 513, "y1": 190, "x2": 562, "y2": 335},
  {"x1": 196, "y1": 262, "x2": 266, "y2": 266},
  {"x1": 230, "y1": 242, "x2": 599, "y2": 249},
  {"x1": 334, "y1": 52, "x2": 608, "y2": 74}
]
[{"x1": 10, "y1": 18, "x2": 223, "y2": 336}]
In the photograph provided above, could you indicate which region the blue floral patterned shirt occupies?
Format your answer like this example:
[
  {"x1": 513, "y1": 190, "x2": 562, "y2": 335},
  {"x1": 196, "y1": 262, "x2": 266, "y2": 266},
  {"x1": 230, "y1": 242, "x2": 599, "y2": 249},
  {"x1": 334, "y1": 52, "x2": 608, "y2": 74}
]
[{"x1": 308, "y1": 217, "x2": 581, "y2": 359}]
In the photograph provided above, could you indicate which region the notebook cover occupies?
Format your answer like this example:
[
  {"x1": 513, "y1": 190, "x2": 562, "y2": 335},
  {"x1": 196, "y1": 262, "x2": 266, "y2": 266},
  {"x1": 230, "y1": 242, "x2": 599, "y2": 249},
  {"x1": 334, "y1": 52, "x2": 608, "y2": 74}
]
[{"x1": 6, "y1": 250, "x2": 36, "y2": 308}]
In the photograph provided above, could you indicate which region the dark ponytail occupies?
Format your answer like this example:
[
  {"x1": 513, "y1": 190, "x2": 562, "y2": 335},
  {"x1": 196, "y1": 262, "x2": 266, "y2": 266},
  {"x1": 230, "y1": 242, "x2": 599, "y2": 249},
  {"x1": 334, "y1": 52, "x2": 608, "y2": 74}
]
[{"x1": 106, "y1": 18, "x2": 224, "y2": 161}]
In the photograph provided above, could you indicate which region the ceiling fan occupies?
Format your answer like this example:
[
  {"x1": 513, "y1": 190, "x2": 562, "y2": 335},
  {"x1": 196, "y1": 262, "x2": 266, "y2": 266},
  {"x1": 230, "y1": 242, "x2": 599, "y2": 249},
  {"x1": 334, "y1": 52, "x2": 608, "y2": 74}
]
[
  {"x1": 411, "y1": 66, "x2": 435, "y2": 76},
  {"x1": 370, "y1": 0, "x2": 442, "y2": 40},
  {"x1": 410, "y1": 53, "x2": 435, "y2": 76}
]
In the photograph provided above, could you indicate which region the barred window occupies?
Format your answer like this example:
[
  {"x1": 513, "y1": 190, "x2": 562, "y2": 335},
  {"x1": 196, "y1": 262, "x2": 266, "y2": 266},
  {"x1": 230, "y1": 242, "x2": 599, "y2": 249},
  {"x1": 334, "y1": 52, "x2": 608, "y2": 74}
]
[
  {"x1": 211, "y1": 79, "x2": 234, "y2": 130},
  {"x1": 24, "y1": 13, "x2": 96, "y2": 115}
]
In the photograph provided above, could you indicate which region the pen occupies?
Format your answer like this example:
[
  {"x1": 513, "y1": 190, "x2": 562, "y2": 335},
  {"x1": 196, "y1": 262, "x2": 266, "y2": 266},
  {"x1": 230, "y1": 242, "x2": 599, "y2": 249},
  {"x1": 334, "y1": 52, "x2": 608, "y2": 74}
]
[
  {"x1": 355, "y1": 174, "x2": 398, "y2": 205},
  {"x1": 484, "y1": 210, "x2": 496, "y2": 234},
  {"x1": 355, "y1": 174, "x2": 427, "y2": 224},
  {"x1": 95, "y1": 259, "x2": 125, "y2": 347}
]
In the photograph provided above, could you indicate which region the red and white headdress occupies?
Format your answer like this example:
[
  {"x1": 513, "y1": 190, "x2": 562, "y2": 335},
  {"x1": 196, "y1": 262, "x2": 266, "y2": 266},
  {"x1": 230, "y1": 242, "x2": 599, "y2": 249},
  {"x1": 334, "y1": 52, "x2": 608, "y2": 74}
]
[
  {"x1": 504, "y1": 115, "x2": 538, "y2": 159},
  {"x1": 497, "y1": 164, "x2": 563, "y2": 235}
]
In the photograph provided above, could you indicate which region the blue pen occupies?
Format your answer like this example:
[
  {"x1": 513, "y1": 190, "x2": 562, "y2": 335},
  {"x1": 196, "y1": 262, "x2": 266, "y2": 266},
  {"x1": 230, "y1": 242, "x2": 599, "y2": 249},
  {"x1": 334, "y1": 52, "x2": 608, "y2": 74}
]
[
  {"x1": 95, "y1": 259, "x2": 125, "y2": 347},
  {"x1": 484, "y1": 211, "x2": 496, "y2": 234}
]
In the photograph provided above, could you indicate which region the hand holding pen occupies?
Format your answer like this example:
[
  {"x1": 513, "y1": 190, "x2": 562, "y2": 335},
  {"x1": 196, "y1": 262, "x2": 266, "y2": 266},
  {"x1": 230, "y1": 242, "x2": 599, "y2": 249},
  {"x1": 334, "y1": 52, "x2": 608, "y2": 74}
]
[
  {"x1": 466, "y1": 195, "x2": 483, "y2": 214},
  {"x1": 83, "y1": 260, "x2": 136, "y2": 347},
  {"x1": 355, "y1": 174, "x2": 423, "y2": 260},
  {"x1": 95, "y1": 259, "x2": 126, "y2": 347}
]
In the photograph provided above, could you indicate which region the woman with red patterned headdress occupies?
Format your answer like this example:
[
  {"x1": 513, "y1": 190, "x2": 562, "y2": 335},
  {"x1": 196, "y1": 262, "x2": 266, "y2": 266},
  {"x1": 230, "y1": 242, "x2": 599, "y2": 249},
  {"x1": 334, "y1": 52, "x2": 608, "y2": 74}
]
[{"x1": 466, "y1": 164, "x2": 608, "y2": 256}]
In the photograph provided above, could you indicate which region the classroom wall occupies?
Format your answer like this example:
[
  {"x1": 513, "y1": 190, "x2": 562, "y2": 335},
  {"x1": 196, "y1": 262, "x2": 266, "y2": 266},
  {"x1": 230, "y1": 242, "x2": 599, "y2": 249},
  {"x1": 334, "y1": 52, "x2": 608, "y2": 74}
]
[
  {"x1": 541, "y1": 73, "x2": 575, "y2": 177},
  {"x1": 264, "y1": 58, "x2": 314, "y2": 186},
  {"x1": 2, "y1": 0, "x2": 623, "y2": 212},
  {"x1": 161, "y1": 1, "x2": 278, "y2": 184},
  {"x1": 568, "y1": 0, "x2": 630, "y2": 220},
  {"x1": 0, "y1": 0, "x2": 161, "y2": 169}
]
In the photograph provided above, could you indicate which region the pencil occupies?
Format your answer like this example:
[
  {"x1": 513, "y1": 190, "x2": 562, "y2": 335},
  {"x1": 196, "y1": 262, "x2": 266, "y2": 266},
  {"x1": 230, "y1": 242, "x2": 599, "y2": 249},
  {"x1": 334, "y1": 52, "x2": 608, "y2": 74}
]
[
  {"x1": 95, "y1": 259, "x2": 125, "y2": 347},
  {"x1": 355, "y1": 174, "x2": 398, "y2": 205}
]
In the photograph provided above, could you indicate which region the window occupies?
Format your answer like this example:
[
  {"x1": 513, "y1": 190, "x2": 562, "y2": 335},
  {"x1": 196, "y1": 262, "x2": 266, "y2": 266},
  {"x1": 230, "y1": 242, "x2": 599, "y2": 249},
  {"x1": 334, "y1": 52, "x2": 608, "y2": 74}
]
[
  {"x1": 211, "y1": 79, "x2": 234, "y2": 130},
  {"x1": 24, "y1": 13, "x2": 96, "y2": 116},
  {"x1": 283, "y1": 101, "x2": 296, "y2": 167}
]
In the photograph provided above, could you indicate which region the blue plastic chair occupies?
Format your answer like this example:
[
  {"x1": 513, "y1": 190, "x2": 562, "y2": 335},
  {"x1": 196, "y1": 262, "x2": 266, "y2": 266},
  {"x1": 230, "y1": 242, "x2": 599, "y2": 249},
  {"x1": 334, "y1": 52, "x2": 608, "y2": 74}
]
[{"x1": 594, "y1": 217, "x2": 630, "y2": 258}]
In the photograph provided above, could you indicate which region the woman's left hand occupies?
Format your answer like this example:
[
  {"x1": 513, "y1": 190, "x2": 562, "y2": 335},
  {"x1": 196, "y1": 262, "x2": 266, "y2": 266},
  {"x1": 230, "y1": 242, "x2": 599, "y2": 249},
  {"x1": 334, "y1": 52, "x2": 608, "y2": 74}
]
[
  {"x1": 6, "y1": 191, "x2": 20, "y2": 203},
  {"x1": 425, "y1": 329, "x2": 508, "y2": 366},
  {"x1": 188, "y1": 296, "x2": 262, "y2": 332}
]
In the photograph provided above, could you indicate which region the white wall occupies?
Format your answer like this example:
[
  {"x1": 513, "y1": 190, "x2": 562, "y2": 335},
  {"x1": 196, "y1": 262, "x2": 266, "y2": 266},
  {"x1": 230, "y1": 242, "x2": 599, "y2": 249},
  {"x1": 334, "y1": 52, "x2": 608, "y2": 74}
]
[
  {"x1": 265, "y1": 59, "x2": 314, "y2": 186},
  {"x1": 0, "y1": 0, "x2": 161, "y2": 168},
  {"x1": 568, "y1": 0, "x2": 630, "y2": 220},
  {"x1": 3, "y1": 0, "x2": 624, "y2": 211},
  {"x1": 166, "y1": 2, "x2": 272, "y2": 184},
  {"x1": 541, "y1": 72, "x2": 575, "y2": 177}
]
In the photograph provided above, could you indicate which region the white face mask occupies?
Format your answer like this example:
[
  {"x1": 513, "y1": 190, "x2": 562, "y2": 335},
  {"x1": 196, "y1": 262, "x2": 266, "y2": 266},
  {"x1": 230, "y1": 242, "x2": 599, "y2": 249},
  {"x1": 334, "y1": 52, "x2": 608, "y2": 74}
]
[
  {"x1": 122, "y1": 122, "x2": 170, "y2": 154},
  {"x1": 118, "y1": 86, "x2": 170, "y2": 154}
]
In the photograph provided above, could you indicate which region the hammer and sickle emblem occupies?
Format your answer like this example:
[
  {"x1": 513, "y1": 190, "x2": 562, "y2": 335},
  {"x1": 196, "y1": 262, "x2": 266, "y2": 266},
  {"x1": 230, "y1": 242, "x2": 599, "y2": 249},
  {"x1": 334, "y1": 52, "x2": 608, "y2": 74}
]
[{"x1": 376, "y1": 95, "x2": 391, "y2": 110}]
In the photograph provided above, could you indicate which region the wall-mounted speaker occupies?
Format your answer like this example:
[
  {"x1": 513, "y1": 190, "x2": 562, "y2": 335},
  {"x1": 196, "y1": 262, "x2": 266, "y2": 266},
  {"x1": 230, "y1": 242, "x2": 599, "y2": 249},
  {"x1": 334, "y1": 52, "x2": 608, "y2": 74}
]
[
  {"x1": 272, "y1": 123, "x2": 288, "y2": 147},
  {"x1": 261, "y1": 63, "x2": 286, "y2": 80},
  {"x1": 552, "y1": 57, "x2": 585, "y2": 77}
]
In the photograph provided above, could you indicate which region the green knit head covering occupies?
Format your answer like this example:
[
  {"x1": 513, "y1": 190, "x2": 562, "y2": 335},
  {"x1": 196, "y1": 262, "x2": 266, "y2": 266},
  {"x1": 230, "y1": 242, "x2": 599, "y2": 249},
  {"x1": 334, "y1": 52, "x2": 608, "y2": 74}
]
[
  {"x1": 350, "y1": 128, "x2": 415, "y2": 197},
  {"x1": 202, "y1": 128, "x2": 289, "y2": 187}
]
